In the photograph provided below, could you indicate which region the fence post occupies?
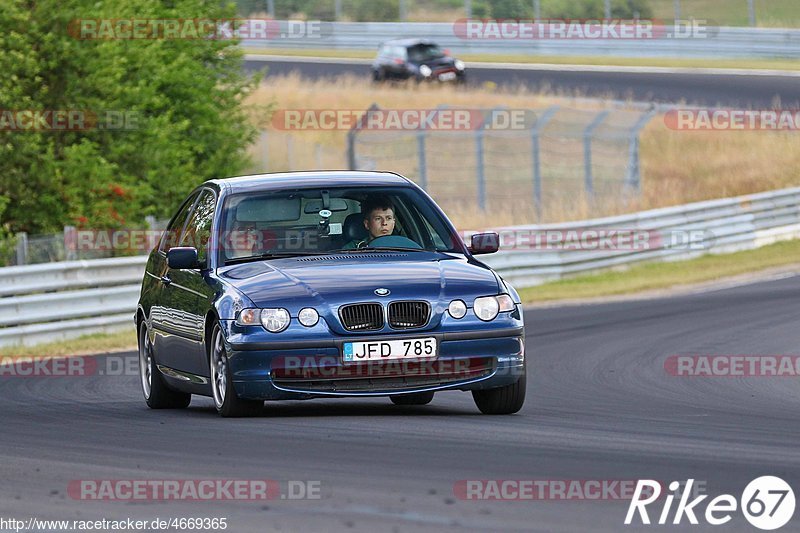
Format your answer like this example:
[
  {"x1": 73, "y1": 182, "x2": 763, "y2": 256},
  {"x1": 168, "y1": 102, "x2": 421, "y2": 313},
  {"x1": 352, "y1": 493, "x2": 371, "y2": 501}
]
[
  {"x1": 286, "y1": 135, "x2": 294, "y2": 170},
  {"x1": 625, "y1": 108, "x2": 657, "y2": 191},
  {"x1": 15, "y1": 232, "x2": 28, "y2": 266},
  {"x1": 530, "y1": 106, "x2": 559, "y2": 219},
  {"x1": 673, "y1": 0, "x2": 681, "y2": 21},
  {"x1": 475, "y1": 114, "x2": 488, "y2": 211},
  {"x1": 465, "y1": 0, "x2": 472, "y2": 18},
  {"x1": 748, "y1": 0, "x2": 756, "y2": 26},
  {"x1": 583, "y1": 110, "x2": 610, "y2": 197},
  {"x1": 63, "y1": 226, "x2": 77, "y2": 261},
  {"x1": 259, "y1": 130, "x2": 269, "y2": 172},
  {"x1": 347, "y1": 103, "x2": 379, "y2": 170},
  {"x1": 315, "y1": 143, "x2": 323, "y2": 168},
  {"x1": 416, "y1": 131, "x2": 428, "y2": 190},
  {"x1": 604, "y1": 0, "x2": 611, "y2": 19},
  {"x1": 534, "y1": 0, "x2": 541, "y2": 20}
]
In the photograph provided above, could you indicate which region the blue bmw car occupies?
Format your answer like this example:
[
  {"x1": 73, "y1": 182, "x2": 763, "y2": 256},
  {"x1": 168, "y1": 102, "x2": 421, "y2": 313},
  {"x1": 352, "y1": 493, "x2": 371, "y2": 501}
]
[{"x1": 136, "y1": 171, "x2": 526, "y2": 417}]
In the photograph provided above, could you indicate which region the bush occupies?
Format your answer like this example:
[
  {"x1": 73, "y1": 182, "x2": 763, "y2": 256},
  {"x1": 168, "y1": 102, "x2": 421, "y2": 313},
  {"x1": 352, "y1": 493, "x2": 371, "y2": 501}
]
[
  {"x1": 0, "y1": 0, "x2": 259, "y2": 234},
  {"x1": 348, "y1": 0, "x2": 401, "y2": 21},
  {"x1": 544, "y1": 0, "x2": 653, "y2": 19}
]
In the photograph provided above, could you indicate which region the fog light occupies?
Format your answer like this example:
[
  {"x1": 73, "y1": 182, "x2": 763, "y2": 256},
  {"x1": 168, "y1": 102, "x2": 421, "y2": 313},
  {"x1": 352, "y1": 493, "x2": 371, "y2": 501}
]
[
  {"x1": 448, "y1": 299, "x2": 467, "y2": 319},
  {"x1": 298, "y1": 307, "x2": 319, "y2": 327}
]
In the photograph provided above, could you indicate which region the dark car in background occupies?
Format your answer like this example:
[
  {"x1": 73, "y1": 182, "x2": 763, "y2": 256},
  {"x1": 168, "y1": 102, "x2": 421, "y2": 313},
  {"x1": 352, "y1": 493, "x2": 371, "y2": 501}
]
[{"x1": 371, "y1": 38, "x2": 466, "y2": 83}]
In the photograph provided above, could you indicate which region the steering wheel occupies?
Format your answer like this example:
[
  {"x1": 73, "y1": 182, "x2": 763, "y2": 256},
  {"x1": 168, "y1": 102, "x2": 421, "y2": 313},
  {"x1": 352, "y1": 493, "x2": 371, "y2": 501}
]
[{"x1": 366, "y1": 235, "x2": 422, "y2": 249}]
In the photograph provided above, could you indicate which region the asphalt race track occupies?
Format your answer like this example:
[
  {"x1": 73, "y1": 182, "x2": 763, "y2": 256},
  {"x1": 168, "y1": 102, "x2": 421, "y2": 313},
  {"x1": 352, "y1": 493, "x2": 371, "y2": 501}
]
[
  {"x1": 2, "y1": 274, "x2": 800, "y2": 532},
  {"x1": 244, "y1": 57, "x2": 800, "y2": 108}
]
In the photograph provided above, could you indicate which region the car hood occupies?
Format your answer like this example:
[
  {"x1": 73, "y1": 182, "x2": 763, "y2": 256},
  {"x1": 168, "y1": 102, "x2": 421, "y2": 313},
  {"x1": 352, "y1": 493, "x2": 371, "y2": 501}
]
[
  {"x1": 218, "y1": 252, "x2": 499, "y2": 328},
  {"x1": 419, "y1": 56, "x2": 455, "y2": 69}
]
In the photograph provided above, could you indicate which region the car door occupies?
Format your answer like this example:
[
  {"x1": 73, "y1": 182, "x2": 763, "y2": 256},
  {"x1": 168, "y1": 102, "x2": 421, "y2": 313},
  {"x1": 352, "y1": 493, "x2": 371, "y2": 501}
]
[
  {"x1": 150, "y1": 191, "x2": 199, "y2": 370},
  {"x1": 388, "y1": 46, "x2": 408, "y2": 79},
  {"x1": 160, "y1": 188, "x2": 218, "y2": 378}
]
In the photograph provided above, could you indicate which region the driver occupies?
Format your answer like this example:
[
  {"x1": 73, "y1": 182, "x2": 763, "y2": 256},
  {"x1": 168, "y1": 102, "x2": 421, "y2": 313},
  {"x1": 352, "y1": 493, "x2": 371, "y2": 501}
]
[{"x1": 344, "y1": 195, "x2": 396, "y2": 249}]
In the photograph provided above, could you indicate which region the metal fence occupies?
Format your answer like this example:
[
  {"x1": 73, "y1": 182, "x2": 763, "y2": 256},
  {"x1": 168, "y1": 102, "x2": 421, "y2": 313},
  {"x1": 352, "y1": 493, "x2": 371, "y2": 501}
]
[
  {"x1": 1, "y1": 186, "x2": 798, "y2": 347},
  {"x1": 242, "y1": 23, "x2": 800, "y2": 59},
  {"x1": 2, "y1": 217, "x2": 167, "y2": 267},
  {"x1": 346, "y1": 103, "x2": 656, "y2": 218},
  {"x1": 240, "y1": 0, "x2": 788, "y2": 29}
]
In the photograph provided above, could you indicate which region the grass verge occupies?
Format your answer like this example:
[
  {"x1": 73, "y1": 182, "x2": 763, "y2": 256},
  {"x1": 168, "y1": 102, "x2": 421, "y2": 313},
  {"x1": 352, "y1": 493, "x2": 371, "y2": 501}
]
[
  {"x1": 245, "y1": 48, "x2": 800, "y2": 72},
  {"x1": 0, "y1": 328, "x2": 136, "y2": 359},
  {"x1": 519, "y1": 238, "x2": 800, "y2": 303}
]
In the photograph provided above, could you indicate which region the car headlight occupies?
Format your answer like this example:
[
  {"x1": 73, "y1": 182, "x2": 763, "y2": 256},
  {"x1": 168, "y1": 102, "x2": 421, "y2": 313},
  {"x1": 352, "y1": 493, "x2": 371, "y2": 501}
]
[
  {"x1": 473, "y1": 294, "x2": 515, "y2": 321},
  {"x1": 260, "y1": 308, "x2": 291, "y2": 333},
  {"x1": 298, "y1": 307, "x2": 319, "y2": 327},
  {"x1": 419, "y1": 65, "x2": 432, "y2": 77},
  {"x1": 454, "y1": 59, "x2": 465, "y2": 71},
  {"x1": 448, "y1": 299, "x2": 467, "y2": 319}
]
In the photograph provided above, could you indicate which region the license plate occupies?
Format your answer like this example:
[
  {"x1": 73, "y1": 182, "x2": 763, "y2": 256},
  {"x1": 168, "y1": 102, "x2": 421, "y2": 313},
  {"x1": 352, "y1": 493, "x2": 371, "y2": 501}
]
[
  {"x1": 438, "y1": 72, "x2": 456, "y2": 81},
  {"x1": 343, "y1": 337, "x2": 437, "y2": 362}
]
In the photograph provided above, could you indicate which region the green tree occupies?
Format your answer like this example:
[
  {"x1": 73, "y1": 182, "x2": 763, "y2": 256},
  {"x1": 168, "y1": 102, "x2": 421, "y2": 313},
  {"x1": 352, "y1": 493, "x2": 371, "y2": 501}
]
[
  {"x1": 489, "y1": 0, "x2": 534, "y2": 18},
  {"x1": 0, "y1": 0, "x2": 259, "y2": 234}
]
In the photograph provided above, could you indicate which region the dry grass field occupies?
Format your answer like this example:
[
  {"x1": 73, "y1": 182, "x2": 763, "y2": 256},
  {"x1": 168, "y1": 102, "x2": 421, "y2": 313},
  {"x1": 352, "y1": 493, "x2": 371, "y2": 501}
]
[{"x1": 245, "y1": 74, "x2": 800, "y2": 229}]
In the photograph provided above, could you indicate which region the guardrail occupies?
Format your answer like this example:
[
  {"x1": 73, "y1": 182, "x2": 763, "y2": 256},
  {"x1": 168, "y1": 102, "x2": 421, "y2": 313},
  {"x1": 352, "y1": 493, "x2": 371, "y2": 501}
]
[
  {"x1": 482, "y1": 187, "x2": 800, "y2": 287},
  {"x1": 0, "y1": 257, "x2": 147, "y2": 347},
  {"x1": 1, "y1": 186, "x2": 798, "y2": 347},
  {"x1": 242, "y1": 23, "x2": 800, "y2": 59}
]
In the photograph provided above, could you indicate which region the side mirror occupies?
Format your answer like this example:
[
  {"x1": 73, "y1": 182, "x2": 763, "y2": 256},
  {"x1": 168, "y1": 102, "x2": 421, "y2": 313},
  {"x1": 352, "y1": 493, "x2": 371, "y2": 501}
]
[
  {"x1": 470, "y1": 232, "x2": 499, "y2": 255},
  {"x1": 167, "y1": 247, "x2": 199, "y2": 269}
]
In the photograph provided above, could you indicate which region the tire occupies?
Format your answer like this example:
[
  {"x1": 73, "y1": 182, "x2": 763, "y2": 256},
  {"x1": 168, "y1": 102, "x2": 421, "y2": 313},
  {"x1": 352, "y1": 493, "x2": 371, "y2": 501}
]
[
  {"x1": 390, "y1": 391, "x2": 434, "y2": 406},
  {"x1": 209, "y1": 323, "x2": 263, "y2": 418},
  {"x1": 472, "y1": 370, "x2": 526, "y2": 415},
  {"x1": 371, "y1": 69, "x2": 384, "y2": 83},
  {"x1": 138, "y1": 323, "x2": 191, "y2": 409}
]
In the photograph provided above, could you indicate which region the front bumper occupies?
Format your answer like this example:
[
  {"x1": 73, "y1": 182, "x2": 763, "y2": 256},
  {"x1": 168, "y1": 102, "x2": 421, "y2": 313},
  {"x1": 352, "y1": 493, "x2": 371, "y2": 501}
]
[{"x1": 224, "y1": 326, "x2": 525, "y2": 400}]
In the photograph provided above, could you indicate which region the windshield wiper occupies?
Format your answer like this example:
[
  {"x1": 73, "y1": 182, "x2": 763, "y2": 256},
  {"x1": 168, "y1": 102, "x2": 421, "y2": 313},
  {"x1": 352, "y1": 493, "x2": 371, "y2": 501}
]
[
  {"x1": 330, "y1": 247, "x2": 430, "y2": 253},
  {"x1": 223, "y1": 251, "x2": 324, "y2": 265}
]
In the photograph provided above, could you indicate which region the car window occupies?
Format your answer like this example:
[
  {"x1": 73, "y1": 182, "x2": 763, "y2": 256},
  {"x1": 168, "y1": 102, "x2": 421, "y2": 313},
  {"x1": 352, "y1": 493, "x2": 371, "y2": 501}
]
[
  {"x1": 159, "y1": 192, "x2": 199, "y2": 254},
  {"x1": 179, "y1": 189, "x2": 216, "y2": 266},
  {"x1": 408, "y1": 44, "x2": 444, "y2": 62},
  {"x1": 218, "y1": 186, "x2": 463, "y2": 263}
]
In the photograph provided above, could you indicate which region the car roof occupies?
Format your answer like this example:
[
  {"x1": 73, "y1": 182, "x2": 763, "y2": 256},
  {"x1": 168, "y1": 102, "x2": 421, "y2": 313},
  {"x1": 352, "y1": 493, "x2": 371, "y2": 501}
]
[
  {"x1": 205, "y1": 170, "x2": 414, "y2": 194},
  {"x1": 380, "y1": 38, "x2": 438, "y2": 48}
]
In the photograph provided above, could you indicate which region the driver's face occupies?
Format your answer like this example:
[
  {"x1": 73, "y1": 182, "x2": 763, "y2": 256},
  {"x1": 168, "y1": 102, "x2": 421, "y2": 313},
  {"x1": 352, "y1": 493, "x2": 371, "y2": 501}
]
[{"x1": 364, "y1": 208, "x2": 395, "y2": 239}]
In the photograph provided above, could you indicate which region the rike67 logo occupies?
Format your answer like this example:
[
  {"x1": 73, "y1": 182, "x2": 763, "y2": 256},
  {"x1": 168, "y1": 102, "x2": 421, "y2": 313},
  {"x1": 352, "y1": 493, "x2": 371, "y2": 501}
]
[{"x1": 626, "y1": 477, "x2": 795, "y2": 530}]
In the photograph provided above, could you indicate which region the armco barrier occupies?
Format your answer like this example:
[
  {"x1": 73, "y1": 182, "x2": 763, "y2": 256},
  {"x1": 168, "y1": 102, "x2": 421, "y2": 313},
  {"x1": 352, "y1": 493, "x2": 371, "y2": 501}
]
[
  {"x1": 0, "y1": 187, "x2": 798, "y2": 347},
  {"x1": 242, "y1": 23, "x2": 800, "y2": 60}
]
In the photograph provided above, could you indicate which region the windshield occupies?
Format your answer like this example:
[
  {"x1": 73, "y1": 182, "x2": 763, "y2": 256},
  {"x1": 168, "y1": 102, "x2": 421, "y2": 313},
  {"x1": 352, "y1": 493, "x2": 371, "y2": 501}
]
[
  {"x1": 407, "y1": 44, "x2": 444, "y2": 62},
  {"x1": 217, "y1": 186, "x2": 464, "y2": 264}
]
